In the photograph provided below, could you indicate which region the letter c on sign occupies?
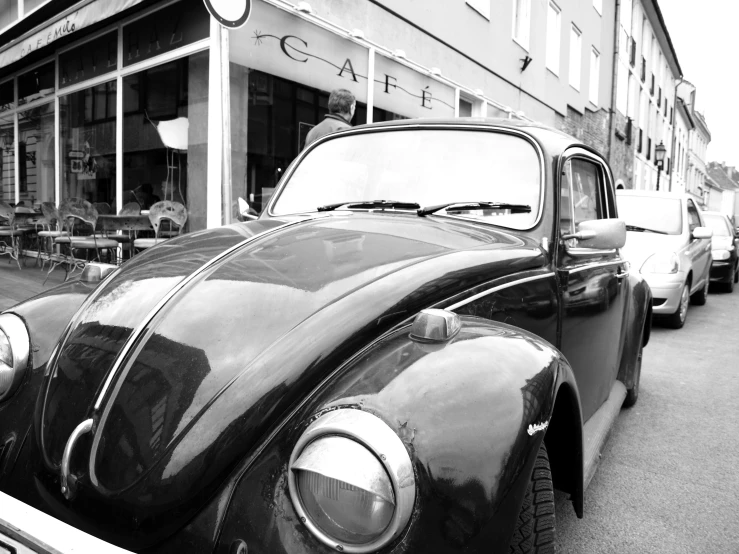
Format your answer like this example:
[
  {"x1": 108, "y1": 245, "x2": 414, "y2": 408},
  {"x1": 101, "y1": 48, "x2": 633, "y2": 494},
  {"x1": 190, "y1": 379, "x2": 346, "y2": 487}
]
[
  {"x1": 280, "y1": 35, "x2": 309, "y2": 63},
  {"x1": 202, "y1": 0, "x2": 252, "y2": 29}
]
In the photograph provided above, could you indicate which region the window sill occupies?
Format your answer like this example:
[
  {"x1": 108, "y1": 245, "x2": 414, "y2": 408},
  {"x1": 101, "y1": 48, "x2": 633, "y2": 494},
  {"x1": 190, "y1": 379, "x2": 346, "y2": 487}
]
[
  {"x1": 512, "y1": 36, "x2": 530, "y2": 53},
  {"x1": 569, "y1": 83, "x2": 581, "y2": 92},
  {"x1": 466, "y1": 2, "x2": 491, "y2": 20},
  {"x1": 546, "y1": 67, "x2": 559, "y2": 78}
]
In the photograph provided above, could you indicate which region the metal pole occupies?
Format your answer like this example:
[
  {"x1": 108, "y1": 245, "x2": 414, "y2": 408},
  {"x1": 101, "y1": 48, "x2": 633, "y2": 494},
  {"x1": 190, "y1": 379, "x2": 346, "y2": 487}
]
[{"x1": 656, "y1": 165, "x2": 661, "y2": 191}]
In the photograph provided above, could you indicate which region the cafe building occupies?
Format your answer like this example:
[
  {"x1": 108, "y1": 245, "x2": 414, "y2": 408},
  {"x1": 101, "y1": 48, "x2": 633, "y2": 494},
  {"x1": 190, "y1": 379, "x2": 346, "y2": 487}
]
[{"x1": 0, "y1": 0, "x2": 541, "y2": 233}]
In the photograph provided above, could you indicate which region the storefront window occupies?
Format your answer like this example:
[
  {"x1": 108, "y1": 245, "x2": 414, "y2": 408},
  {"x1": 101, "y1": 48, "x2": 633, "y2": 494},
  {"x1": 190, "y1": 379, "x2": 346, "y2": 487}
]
[
  {"x1": 60, "y1": 81, "x2": 117, "y2": 206},
  {"x1": 18, "y1": 102, "x2": 54, "y2": 206},
  {"x1": 0, "y1": 80, "x2": 14, "y2": 112},
  {"x1": 122, "y1": 50, "x2": 209, "y2": 230},
  {"x1": 18, "y1": 62, "x2": 54, "y2": 106},
  {"x1": 0, "y1": 113, "x2": 14, "y2": 203},
  {"x1": 0, "y1": 0, "x2": 18, "y2": 31},
  {"x1": 59, "y1": 31, "x2": 118, "y2": 89}
]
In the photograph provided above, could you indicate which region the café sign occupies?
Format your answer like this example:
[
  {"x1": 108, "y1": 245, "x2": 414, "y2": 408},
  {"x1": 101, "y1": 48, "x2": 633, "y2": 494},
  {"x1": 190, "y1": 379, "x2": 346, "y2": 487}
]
[{"x1": 0, "y1": 0, "x2": 146, "y2": 70}]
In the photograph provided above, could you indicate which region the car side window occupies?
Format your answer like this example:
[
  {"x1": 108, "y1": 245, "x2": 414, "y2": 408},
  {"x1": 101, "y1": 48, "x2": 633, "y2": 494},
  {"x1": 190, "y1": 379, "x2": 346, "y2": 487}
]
[
  {"x1": 566, "y1": 158, "x2": 606, "y2": 226},
  {"x1": 686, "y1": 200, "x2": 701, "y2": 235}
]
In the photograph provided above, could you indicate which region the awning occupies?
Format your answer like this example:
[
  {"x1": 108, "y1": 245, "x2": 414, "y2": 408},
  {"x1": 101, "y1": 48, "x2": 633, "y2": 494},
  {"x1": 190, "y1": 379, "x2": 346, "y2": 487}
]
[{"x1": 0, "y1": 0, "x2": 146, "y2": 70}]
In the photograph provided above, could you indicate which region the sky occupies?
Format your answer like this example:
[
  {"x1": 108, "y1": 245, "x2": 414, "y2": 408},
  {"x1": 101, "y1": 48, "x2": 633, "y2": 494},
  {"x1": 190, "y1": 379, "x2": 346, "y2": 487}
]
[{"x1": 659, "y1": 0, "x2": 739, "y2": 166}]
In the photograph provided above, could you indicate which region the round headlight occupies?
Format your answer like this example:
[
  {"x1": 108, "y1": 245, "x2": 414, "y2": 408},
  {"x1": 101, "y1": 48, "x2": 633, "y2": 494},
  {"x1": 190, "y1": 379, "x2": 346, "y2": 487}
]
[
  {"x1": 288, "y1": 409, "x2": 415, "y2": 553},
  {"x1": 0, "y1": 313, "x2": 30, "y2": 402}
]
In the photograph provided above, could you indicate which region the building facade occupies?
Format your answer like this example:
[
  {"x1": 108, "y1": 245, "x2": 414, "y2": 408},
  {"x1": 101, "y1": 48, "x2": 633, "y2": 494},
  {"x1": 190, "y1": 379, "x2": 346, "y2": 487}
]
[
  {"x1": 608, "y1": 0, "x2": 681, "y2": 192},
  {"x1": 669, "y1": 96, "x2": 692, "y2": 194},
  {"x1": 0, "y1": 0, "x2": 618, "y2": 232}
]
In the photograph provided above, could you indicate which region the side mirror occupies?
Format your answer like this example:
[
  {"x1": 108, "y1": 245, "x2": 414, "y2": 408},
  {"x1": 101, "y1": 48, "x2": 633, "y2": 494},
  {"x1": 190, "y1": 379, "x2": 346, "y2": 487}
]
[
  {"x1": 692, "y1": 226, "x2": 712, "y2": 240},
  {"x1": 563, "y1": 219, "x2": 626, "y2": 255},
  {"x1": 237, "y1": 197, "x2": 258, "y2": 222}
]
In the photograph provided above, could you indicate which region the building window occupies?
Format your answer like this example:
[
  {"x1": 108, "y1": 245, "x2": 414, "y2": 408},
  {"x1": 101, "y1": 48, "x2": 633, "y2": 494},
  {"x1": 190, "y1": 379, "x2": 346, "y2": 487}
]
[
  {"x1": 593, "y1": 0, "x2": 602, "y2": 14},
  {"x1": 638, "y1": 128, "x2": 643, "y2": 153},
  {"x1": 647, "y1": 137, "x2": 652, "y2": 160},
  {"x1": 513, "y1": 0, "x2": 532, "y2": 50},
  {"x1": 630, "y1": 38, "x2": 636, "y2": 67},
  {"x1": 466, "y1": 0, "x2": 490, "y2": 19},
  {"x1": 650, "y1": 73, "x2": 655, "y2": 96},
  {"x1": 18, "y1": 102, "x2": 55, "y2": 206},
  {"x1": 589, "y1": 48, "x2": 600, "y2": 105},
  {"x1": 657, "y1": 87, "x2": 661, "y2": 108},
  {"x1": 0, "y1": 113, "x2": 14, "y2": 204},
  {"x1": 640, "y1": 56, "x2": 646, "y2": 82},
  {"x1": 60, "y1": 81, "x2": 118, "y2": 207},
  {"x1": 0, "y1": 0, "x2": 18, "y2": 31},
  {"x1": 626, "y1": 118, "x2": 633, "y2": 145},
  {"x1": 546, "y1": 2, "x2": 561, "y2": 74},
  {"x1": 569, "y1": 25, "x2": 582, "y2": 90},
  {"x1": 122, "y1": 51, "x2": 209, "y2": 231}
]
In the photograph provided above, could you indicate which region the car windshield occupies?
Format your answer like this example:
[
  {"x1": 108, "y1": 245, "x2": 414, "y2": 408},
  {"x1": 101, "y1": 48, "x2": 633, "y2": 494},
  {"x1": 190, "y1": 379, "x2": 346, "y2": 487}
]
[
  {"x1": 617, "y1": 195, "x2": 683, "y2": 235},
  {"x1": 703, "y1": 213, "x2": 732, "y2": 236},
  {"x1": 271, "y1": 129, "x2": 541, "y2": 230}
]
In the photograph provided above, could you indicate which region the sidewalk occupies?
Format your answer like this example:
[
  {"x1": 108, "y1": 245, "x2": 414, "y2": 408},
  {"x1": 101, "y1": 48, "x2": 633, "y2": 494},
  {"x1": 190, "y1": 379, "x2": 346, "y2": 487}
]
[{"x1": 0, "y1": 257, "x2": 67, "y2": 312}]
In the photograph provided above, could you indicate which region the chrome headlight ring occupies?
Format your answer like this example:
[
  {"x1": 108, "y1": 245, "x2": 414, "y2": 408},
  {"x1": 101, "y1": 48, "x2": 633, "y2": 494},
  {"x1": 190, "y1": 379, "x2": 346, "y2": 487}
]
[
  {"x1": 288, "y1": 409, "x2": 416, "y2": 553},
  {"x1": 0, "y1": 313, "x2": 31, "y2": 402}
]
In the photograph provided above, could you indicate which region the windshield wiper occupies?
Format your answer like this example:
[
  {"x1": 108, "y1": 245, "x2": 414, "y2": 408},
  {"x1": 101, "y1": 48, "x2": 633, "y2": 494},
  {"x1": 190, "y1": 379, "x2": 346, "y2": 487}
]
[
  {"x1": 318, "y1": 200, "x2": 421, "y2": 212},
  {"x1": 625, "y1": 224, "x2": 668, "y2": 235},
  {"x1": 417, "y1": 202, "x2": 532, "y2": 217}
]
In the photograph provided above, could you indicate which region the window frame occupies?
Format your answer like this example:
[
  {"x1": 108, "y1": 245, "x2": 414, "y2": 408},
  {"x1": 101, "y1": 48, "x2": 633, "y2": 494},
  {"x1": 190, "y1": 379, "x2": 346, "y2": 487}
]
[
  {"x1": 589, "y1": 47, "x2": 600, "y2": 106},
  {"x1": 546, "y1": 1, "x2": 561, "y2": 75},
  {"x1": 512, "y1": 0, "x2": 532, "y2": 51},
  {"x1": 569, "y1": 25, "x2": 582, "y2": 91}
]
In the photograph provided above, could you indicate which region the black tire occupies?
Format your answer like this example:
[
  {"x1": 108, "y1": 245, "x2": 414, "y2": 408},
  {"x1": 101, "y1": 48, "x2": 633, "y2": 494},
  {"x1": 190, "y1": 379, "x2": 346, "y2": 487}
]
[
  {"x1": 664, "y1": 282, "x2": 689, "y2": 329},
  {"x1": 623, "y1": 343, "x2": 642, "y2": 408},
  {"x1": 690, "y1": 278, "x2": 709, "y2": 305},
  {"x1": 725, "y1": 275, "x2": 735, "y2": 293},
  {"x1": 734, "y1": 265, "x2": 738, "y2": 284},
  {"x1": 508, "y1": 443, "x2": 555, "y2": 554}
]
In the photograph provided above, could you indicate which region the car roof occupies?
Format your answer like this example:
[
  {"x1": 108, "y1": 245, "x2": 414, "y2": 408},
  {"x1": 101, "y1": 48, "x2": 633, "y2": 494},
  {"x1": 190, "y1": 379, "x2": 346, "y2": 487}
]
[{"x1": 343, "y1": 117, "x2": 585, "y2": 155}]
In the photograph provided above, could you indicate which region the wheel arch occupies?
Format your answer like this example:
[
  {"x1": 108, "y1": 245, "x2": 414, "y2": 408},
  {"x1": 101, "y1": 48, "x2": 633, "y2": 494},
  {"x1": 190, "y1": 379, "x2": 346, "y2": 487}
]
[{"x1": 544, "y1": 379, "x2": 584, "y2": 518}]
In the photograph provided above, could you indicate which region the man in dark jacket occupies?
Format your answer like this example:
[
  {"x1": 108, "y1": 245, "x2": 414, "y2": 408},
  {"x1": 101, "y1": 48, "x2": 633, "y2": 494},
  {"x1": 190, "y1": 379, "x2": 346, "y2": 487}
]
[{"x1": 304, "y1": 89, "x2": 355, "y2": 149}]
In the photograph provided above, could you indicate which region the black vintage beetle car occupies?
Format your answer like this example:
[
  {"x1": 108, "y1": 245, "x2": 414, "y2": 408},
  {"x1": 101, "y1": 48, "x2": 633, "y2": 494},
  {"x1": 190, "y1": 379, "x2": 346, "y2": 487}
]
[{"x1": 0, "y1": 119, "x2": 651, "y2": 553}]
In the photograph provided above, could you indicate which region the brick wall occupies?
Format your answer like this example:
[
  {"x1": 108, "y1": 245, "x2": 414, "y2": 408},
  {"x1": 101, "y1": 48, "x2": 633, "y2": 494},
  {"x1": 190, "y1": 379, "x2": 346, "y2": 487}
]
[{"x1": 555, "y1": 106, "x2": 610, "y2": 157}]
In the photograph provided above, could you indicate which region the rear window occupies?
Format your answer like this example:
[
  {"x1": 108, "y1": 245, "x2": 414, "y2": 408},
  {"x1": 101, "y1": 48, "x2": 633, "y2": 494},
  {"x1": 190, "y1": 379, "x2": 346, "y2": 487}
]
[
  {"x1": 616, "y1": 195, "x2": 682, "y2": 235},
  {"x1": 703, "y1": 214, "x2": 732, "y2": 236}
]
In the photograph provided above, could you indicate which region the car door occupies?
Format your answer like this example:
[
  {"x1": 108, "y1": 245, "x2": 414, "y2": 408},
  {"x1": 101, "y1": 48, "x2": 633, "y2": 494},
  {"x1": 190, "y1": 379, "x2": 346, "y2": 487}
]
[
  {"x1": 686, "y1": 199, "x2": 711, "y2": 291},
  {"x1": 557, "y1": 150, "x2": 629, "y2": 422}
]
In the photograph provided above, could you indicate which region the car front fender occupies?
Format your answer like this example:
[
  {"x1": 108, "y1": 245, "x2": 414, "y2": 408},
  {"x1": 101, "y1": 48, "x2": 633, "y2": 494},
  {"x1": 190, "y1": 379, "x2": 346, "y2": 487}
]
[{"x1": 213, "y1": 316, "x2": 582, "y2": 554}]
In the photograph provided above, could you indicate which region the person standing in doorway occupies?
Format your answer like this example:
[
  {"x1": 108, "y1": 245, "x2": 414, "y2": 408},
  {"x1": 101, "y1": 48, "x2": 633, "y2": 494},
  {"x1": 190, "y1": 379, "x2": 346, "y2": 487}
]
[{"x1": 304, "y1": 89, "x2": 356, "y2": 149}]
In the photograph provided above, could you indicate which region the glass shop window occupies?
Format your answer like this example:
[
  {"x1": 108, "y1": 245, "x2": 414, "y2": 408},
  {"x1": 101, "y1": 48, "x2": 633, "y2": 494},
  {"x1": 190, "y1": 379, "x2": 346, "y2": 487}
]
[
  {"x1": 18, "y1": 62, "x2": 54, "y2": 106},
  {"x1": 122, "y1": 51, "x2": 209, "y2": 231},
  {"x1": 19, "y1": 102, "x2": 55, "y2": 206},
  {"x1": 0, "y1": 113, "x2": 14, "y2": 203},
  {"x1": 0, "y1": 80, "x2": 14, "y2": 113},
  {"x1": 228, "y1": 69, "x2": 404, "y2": 218},
  {"x1": 60, "y1": 81, "x2": 117, "y2": 206}
]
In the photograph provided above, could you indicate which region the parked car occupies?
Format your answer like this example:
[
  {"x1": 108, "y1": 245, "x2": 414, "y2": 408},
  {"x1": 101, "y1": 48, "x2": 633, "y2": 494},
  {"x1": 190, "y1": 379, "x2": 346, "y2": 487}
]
[
  {"x1": 617, "y1": 190, "x2": 712, "y2": 328},
  {"x1": 0, "y1": 119, "x2": 651, "y2": 554},
  {"x1": 702, "y1": 210, "x2": 739, "y2": 292}
]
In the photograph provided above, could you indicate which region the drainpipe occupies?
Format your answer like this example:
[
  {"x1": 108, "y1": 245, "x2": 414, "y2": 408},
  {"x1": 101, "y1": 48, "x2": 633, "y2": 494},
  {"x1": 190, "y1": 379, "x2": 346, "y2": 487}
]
[
  {"x1": 606, "y1": 0, "x2": 620, "y2": 168},
  {"x1": 668, "y1": 76, "x2": 684, "y2": 192}
]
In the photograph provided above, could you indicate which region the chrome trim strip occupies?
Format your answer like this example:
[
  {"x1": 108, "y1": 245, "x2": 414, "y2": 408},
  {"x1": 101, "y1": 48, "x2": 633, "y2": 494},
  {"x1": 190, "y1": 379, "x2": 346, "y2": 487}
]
[
  {"x1": 288, "y1": 409, "x2": 415, "y2": 554},
  {"x1": 567, "y1": 260, "x2": 624, "y2": 274},
  {"x1": 266, "y1": 123, "x2": 547, "y2": 232},
  {"x1": 60, "y1": 418, "x2": 93, "y2": 500},
  {"x1": 446, "y1": 273, "x2": 555, "y2": 311}
]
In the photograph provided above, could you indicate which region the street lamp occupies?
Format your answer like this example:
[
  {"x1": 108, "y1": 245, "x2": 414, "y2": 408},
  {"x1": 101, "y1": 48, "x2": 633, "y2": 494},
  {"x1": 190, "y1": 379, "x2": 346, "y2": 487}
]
[{"x1": 655, "y1": 140, "x2": 667, "y2": 191}]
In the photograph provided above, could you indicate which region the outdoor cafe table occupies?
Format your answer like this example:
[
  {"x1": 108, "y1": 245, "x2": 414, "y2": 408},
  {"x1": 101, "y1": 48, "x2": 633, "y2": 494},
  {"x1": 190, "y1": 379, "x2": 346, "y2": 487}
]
[{"x1": 97, "y1": 214, "x2": 154, "y2": 260}]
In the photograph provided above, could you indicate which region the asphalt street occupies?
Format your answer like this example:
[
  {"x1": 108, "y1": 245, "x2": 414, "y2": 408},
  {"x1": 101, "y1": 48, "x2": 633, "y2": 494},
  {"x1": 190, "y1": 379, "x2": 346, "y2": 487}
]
[{"x1": 555, "y1": 285, "x2": 739, "y2": 553}]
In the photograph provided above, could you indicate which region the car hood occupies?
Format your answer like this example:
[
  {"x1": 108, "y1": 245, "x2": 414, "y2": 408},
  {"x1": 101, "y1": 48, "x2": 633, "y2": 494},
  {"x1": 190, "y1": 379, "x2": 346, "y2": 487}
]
[
  {"x1": 621, "y1": 231, "x2": 686, "y2": 271},
  {"x1": 711, "y1": 235, "x2": 734, "y2": 251},
  {"x1": 36, "y1": 212, "x2": 545, "y2": 546}
]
